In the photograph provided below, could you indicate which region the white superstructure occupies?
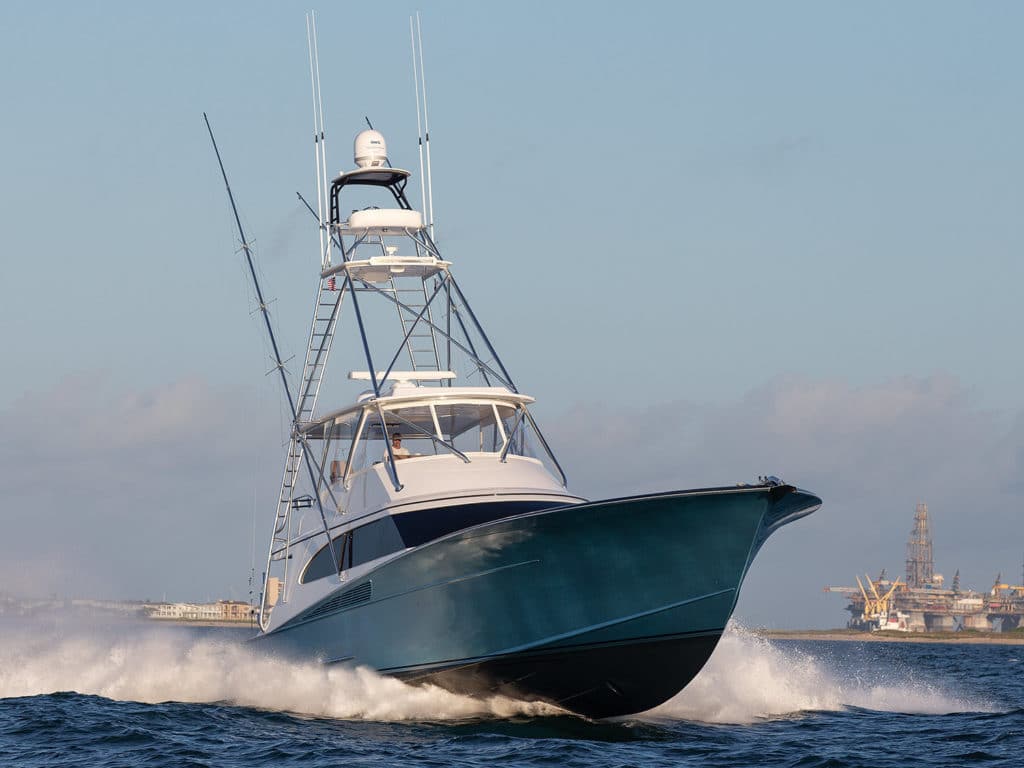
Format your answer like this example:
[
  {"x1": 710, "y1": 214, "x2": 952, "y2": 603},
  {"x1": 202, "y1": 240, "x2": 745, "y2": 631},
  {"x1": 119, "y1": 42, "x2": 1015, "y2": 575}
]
[{"x1": 256, "y1": 124, "x2": 580, "y2": 631}]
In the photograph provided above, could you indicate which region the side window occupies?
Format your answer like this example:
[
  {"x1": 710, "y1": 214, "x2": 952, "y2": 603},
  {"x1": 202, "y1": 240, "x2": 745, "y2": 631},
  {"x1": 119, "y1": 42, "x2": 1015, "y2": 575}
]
[
  {"x1": 351, "y1": 516, "x2": 405, "y2": 568},
  {"x1": 301, "y1": 517, "x2": 405, "y2": 584},
  {"x1": 301, "y1": 533, "x2": 349, "y2": 584}
]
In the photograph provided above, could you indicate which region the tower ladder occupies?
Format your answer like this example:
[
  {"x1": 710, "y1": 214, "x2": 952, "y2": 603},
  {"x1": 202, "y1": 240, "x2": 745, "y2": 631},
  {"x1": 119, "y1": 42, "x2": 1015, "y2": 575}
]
[{"x1": 268, "y1": 276, "x2": 345, "y2": 586}]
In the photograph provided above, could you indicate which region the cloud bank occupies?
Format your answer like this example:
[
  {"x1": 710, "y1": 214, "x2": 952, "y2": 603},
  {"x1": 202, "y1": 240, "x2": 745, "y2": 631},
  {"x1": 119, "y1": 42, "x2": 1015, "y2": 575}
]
[{"x1": 0, "y1": 374, "x2": 280, "y2": 601}]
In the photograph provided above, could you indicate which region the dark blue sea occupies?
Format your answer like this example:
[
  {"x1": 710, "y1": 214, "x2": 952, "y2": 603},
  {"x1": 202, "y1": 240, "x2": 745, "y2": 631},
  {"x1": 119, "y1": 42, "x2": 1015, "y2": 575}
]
[{"x1": 1, "y1": 617, "x2": 1022, "y2": 767}]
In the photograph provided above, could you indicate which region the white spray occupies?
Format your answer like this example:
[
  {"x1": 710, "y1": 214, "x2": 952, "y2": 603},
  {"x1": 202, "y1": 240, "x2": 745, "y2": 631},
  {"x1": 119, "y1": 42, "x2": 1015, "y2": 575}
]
[
  {"x1": 644, "y1": 622, "x2": 996, "y2": 724},
  {"x1": 0, "y1": 620, "x2": 994, "y2": 723},
  {"x1": 0, "y1": 622, "x2": 557, "y2": 721}
]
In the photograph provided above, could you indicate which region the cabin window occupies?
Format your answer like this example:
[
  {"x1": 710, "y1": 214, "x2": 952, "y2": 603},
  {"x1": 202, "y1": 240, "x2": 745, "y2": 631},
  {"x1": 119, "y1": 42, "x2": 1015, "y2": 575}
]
[
  {"x1": 301, "y1": 499, "x2": 570, "y2": 584},
  {"x1": 351, "y1": 516, "x2": 406, "y2": 567},
  {"x1": 392, "y1": 499, "x2": 564, "y2": 546},
  {"x1": 300, "y1": 515, "x2": 406, "y2": 584},
  {"x1": 301, "y1": 534, "x2": 351, "y2": 584}
]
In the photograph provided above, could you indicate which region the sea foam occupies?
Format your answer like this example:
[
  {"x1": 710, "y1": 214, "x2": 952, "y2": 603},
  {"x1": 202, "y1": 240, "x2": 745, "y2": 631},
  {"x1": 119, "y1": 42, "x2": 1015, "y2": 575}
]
[{"x1": 0, "y1": 619, "x2": 993, "y2": 723}]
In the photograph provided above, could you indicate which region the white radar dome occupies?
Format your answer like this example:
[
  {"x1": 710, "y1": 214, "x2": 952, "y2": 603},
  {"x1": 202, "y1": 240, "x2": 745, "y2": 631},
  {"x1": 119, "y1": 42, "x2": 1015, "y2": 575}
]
[{"x1": 354, "y1": 129, "x2": 388, "y2": 168}]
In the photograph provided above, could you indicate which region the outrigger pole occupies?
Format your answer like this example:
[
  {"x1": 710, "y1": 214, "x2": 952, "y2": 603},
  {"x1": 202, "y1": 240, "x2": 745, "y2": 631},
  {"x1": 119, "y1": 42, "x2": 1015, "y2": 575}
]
[
  {"x1": 204, "y1": 113, "x2": 297, "y2": 417},
  {"x1": 204, "y1": 113, "x2": 341, "y2": 579}
]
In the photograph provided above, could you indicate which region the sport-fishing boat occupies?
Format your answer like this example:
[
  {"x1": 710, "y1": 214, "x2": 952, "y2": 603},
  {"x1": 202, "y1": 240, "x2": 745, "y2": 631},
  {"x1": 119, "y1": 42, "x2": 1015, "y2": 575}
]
[{"x1": 208, "y1": 17, "x2": 821, "y2": 719}]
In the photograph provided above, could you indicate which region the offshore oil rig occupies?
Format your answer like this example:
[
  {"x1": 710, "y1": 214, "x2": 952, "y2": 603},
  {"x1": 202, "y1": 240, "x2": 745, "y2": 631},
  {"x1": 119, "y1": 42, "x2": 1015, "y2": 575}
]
[{"x1": 825, "y1": 503, "x2": 1024, "y2": 632}]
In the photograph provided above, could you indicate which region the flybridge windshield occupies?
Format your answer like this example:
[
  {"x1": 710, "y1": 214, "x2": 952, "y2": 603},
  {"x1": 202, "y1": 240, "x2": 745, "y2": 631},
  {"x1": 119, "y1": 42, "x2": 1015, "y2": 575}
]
[{"x1": 314, "y1": 398, "x2": 562, "y2": 487}]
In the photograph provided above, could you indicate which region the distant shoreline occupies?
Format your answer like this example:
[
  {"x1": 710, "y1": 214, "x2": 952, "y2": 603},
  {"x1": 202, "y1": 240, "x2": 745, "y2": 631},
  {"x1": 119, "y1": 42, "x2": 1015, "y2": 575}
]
[
  {"x1": 759, "y1": 629, "x2": 1024, "y2": 645},
  {"x1": 145, "y1": 619, "x2": 257, "y2": 629}
]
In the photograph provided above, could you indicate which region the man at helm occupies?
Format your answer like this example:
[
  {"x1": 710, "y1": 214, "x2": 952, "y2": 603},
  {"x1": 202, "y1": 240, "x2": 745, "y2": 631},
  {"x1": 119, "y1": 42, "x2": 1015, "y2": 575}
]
[{"x1": 390, "y1": 432, "x2": 411, "y2": 460}]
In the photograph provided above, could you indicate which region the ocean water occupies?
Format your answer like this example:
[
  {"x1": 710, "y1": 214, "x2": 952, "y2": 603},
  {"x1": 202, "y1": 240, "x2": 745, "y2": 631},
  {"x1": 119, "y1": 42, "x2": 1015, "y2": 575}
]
[{"x1": 1, "y1": 618, "x2": 1021, "y2": 767}]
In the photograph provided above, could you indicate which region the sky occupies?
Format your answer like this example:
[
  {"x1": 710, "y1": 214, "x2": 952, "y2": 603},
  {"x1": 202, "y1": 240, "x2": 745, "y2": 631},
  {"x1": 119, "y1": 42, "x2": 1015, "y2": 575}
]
[{"x1": 1, "y1": 1, "x2": 1022, "y2": 628}]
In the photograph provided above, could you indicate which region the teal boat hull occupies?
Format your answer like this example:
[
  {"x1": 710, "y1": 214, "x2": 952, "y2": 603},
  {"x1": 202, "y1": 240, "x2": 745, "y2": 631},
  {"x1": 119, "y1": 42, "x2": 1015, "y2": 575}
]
[{"x1": 257, "y1": 483, "x2": 820, "y2": 718}]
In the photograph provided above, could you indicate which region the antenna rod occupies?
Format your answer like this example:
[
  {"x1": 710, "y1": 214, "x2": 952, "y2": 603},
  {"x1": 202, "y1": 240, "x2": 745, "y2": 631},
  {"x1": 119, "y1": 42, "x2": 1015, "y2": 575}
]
[
  {"x1": 416, "y1": 12, "x2": 436, "y2": 238},
  {"x1": 306, "y1": 14, "x2": 327, "y2": 270},
  {"x1": 310, "y1": 11, "x2": 331, "y2": 269},
  {"x1": 410, "y1": 16, "x2": 427, "y2": 227}
]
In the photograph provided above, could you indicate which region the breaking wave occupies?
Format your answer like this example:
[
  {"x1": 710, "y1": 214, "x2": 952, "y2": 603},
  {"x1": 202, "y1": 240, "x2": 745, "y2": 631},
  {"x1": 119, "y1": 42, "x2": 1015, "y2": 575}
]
[{"x1": 645, "y1": 622, "x2": 997, "y2": 724}]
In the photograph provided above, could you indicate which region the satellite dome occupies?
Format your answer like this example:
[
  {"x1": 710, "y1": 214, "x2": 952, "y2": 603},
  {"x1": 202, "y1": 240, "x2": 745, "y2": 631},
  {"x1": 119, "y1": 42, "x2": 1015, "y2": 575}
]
[{"x1": 354, "y1": 129, "x2": 388, "y2": 168}]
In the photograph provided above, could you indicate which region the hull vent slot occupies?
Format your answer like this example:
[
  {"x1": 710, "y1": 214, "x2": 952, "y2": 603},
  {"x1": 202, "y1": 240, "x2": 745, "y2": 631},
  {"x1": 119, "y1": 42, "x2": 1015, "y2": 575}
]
[{"x1": 301, "y1": 581, "x2": 372, "y2": 622}]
